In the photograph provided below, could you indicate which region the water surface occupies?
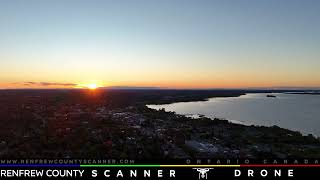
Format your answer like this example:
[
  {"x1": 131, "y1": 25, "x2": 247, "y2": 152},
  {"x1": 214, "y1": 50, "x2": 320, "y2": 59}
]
[{"x1": 147, "y1": 93, "x2": 320, "y2": 136}]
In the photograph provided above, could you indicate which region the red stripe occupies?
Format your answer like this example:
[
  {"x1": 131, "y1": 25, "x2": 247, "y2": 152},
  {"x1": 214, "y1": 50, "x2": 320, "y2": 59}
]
[{"x1": 240, "y1": 164, "x2": 320, "y2": 167}]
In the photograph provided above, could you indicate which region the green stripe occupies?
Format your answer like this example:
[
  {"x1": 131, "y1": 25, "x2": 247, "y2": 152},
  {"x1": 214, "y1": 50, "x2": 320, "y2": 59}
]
[{"x1": 80, "y1": 164, "x2": 160, "y2": 167}]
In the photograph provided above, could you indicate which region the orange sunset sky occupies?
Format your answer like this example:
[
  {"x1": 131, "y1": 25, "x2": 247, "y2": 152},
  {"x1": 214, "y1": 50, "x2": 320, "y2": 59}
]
[{"x1": 1, "y1": 0, "x2": 319, "y2": 89}]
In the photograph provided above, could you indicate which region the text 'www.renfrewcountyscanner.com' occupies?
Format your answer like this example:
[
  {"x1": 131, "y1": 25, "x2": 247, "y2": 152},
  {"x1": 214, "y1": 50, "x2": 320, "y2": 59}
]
[{"x1": 0, "y1": 159, "x2": 135, "y2": 164}]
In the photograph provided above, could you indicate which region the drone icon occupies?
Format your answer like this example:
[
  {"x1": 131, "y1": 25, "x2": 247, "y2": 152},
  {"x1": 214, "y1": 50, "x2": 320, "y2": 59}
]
[{"x1": 193, "y1": 168, "x2": 214, "y2": 179}]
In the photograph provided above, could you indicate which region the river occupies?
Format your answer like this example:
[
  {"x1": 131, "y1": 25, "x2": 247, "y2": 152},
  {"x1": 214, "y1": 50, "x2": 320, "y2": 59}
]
[{"x1": 147, "y1": 93, "x2": 320, "y2": 136}]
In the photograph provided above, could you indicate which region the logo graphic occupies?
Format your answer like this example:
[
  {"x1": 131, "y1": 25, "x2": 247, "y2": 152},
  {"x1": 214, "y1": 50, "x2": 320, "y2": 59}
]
[{"x1": 193, "y1": 168, "x2": 213, "y2": 179}]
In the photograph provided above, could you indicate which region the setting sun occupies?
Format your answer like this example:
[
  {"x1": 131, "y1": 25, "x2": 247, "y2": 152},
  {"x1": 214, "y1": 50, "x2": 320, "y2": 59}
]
[
  {"x1": 75, "y1": 81, "x2": 104, "y2": 89},
  {"x1": 88, "y1": 84, "x2": 97, "y2": 90}
]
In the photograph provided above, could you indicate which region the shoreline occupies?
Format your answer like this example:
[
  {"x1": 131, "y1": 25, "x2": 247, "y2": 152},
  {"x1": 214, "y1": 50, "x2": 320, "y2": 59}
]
[
  {"x1": 146, "y1": 92, "x2": 320, "y2": 137},
  {"x1": 135, "y1": 105, "x2": 320, "y2": 158},
  {"x1": 136, "y1": 92, "x2": 320, "y2": 158}
]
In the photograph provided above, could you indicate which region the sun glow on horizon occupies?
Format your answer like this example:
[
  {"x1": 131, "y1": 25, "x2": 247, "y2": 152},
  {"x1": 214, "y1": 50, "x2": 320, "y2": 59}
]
[
  {"x1": 75, "y1": 81, "x2": 104, "y2": 90},
  {"x1": 88, "y1": 83, "x2": 97, "y2": 90}
]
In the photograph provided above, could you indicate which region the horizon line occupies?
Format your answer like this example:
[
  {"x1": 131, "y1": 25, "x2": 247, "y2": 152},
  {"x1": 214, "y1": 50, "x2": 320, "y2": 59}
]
[{"x1": 0, "y1": 86, "x2": 320, "y2": 91}]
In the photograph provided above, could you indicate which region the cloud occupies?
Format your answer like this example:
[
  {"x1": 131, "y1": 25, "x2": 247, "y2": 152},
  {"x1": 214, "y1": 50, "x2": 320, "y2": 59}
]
[{"x1": 23, "y1": 82, "x2": 77, "y2": 87}]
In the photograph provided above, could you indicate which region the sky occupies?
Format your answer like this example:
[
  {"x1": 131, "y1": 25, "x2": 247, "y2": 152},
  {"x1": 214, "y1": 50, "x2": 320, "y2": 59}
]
[{"x1": 0, "y1": 0, "x2": 320, "y2": 89}]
